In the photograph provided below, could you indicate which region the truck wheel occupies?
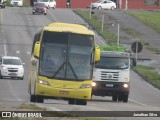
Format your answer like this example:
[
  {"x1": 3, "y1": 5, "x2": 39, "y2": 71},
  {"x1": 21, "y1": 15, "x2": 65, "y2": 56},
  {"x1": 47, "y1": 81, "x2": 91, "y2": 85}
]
[
  {"x1": 112, "y1": 96, "x2": 117, "y2": 101},
  {"x1": 122, "y1": 95, "x2": 128, "y2": 103},
  {"x1": 118, "y1": 96, "x2": 122, "y2": 101}
]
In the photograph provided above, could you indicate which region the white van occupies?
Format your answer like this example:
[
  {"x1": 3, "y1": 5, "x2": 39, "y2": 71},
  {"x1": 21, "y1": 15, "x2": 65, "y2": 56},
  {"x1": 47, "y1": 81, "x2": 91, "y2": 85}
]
[
  {"x1": 0, "y1": 56, "x2": 24, "y2": 80},
  {"x1": 37, "y1": 0, "x2": 56, "y2": 9}
]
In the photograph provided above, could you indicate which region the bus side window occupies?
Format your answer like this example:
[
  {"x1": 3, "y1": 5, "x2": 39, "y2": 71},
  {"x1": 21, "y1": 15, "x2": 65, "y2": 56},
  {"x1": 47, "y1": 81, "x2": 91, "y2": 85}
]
[{"x1": 32, "y1": 32, "x2": 41, "y2": 54}]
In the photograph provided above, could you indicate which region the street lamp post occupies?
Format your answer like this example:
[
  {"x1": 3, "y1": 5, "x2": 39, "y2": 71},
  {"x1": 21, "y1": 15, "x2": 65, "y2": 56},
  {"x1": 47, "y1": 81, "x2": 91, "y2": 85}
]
[{"x1": 116, "y1": 20, "x2": 120, "y2": 51}]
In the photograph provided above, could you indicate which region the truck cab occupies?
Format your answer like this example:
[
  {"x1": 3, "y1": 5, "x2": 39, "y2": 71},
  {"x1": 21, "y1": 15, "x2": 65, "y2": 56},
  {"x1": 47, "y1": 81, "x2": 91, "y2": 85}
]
[{"x1": 92, "y1": 46, "x2": 136, "y2": 102}]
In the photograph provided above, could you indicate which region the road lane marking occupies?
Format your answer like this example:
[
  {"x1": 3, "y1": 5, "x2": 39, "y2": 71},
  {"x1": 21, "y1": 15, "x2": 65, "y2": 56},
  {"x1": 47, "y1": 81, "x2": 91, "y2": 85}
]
[
  {"x1": 129, "y1": 99, "x2": 156, "y2": 108},
  {"x1": 16, "y1": 50, "x2": 20, "y2": 54},
  {"x1": 27, "y1": 51, "x2": 31, "y2": 54},
  {"x1": 36, "y1": 104, "x2": 62, "y2": 111},
  {"x1": 48, "y1": 9, "x2": 57, "y2": 21},
  {"x1": 8, "y1": 80, "x2": 22, "y2": 101}
]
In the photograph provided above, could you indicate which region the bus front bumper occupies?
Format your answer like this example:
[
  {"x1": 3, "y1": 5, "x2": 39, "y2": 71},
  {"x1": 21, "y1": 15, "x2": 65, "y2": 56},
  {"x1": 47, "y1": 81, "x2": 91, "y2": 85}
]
[{"x1": 35, "y1": 84, "x2": 92, "y2": 100}]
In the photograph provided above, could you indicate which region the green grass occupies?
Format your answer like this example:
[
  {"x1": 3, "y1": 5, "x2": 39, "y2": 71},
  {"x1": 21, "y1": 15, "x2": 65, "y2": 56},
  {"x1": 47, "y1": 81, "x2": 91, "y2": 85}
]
[
  {"x1": 74, "y1": 9, "x2": 117, "y2": 45},
  {"x1": 121, "y1": 27, "x2": 140, "y2": 37},
  {"x1": 127, "y1": 11, "x2": 160, "y2": 33},
  {"x1": 133, "y1": 65, "x2": 160, "y2": 89}
]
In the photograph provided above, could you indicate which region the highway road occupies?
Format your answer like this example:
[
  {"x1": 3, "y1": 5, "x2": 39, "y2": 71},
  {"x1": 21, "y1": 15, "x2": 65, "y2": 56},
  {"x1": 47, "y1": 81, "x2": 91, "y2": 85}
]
[{"x1": 0, "y1": 7, "x2": 160, "y2": 119}]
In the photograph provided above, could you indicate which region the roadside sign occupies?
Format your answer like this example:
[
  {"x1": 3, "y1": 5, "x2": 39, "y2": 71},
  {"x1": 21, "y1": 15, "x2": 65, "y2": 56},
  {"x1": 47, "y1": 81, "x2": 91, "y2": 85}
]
[{"x1": 131, "y1": 41, "x2": 143, "y2": 53}]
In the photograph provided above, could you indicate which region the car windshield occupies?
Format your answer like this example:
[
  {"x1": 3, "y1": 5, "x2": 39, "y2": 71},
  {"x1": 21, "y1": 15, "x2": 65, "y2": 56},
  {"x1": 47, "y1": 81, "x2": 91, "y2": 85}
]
[
  {"x1": 34, "y1": 3, "x2": 45, "y2": 6},
  {"x1": 95, "y1": 57, "x2": 129, "y2": 69},
  {"x1": 38, "y1": 0, "x2": 48, "y2": 2},
  {"x1": 3, "y1": 59, "x2": 22, "y2": 65},
  {"x1": 96, "y1": 0, "x2": 103, "y2": 3},
  {"x1": 12, "y1": 0, "x2": 21, "y2": 1}
]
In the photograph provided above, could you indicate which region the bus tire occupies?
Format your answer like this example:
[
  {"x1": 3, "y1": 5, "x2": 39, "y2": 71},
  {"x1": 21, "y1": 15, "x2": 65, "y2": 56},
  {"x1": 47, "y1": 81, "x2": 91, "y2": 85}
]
[
  {"x1": 30, "y1": 95, "x2": 36, "y2": 102},
  {"x1": 36, "y1": 96, "x2": 44, "y2": 103},
  {"x1": 76, "y1": 99, "x2": 87, "y2": 105},
  {"x1": 68, "y1": 99, "x2": 75, "y2": 105}
]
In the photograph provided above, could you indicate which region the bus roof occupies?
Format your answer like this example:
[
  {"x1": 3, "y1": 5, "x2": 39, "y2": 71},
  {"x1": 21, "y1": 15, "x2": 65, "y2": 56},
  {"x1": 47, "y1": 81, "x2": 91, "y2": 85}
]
[{"x1": 44, "y1": 22, "x2": 94, "y2": 35}]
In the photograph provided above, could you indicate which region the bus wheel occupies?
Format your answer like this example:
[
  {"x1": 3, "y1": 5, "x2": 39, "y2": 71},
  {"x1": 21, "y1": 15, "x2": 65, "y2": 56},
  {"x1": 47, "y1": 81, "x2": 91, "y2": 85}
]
[
  {"x1": 122, "y1": 95, "x2": 128, "y2": 103},
  {"x1": 68, "y1": 99, "x2": 75, "y2": 105},
  {"x1": 76, "y1": 99, "x2": 87, "y2": 105},
  {"x1": 112, "y1": 96, "x2": 117, "y2": 101},
  {"x1": 30, "y1": 95, "x2": 36, "y2": 102},
  {"x1": 36, "y1": 96, "x2": 44, "y2": 103}
]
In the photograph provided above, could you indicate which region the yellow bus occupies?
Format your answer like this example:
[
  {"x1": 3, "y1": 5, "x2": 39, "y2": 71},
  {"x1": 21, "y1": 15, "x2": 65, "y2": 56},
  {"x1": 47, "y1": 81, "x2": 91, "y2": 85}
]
[{"x1": 28, "y1": 22, "x2": 100, "y2": 105}]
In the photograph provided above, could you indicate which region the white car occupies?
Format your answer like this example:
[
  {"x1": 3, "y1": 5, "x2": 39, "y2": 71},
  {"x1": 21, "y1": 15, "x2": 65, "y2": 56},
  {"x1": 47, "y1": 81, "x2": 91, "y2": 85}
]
[
  {"x1": 0, "y1": 56, "x2": 24, "y2": 80},
  {"x1": 37, "y1": 0, "x2": 56, "y2": 9},
  {"x1": 10, "y1": 0, "x2": 23, "y2": 7},
  {"x1": 91, "y1": 0, "x2": 116, "y2": 10}
]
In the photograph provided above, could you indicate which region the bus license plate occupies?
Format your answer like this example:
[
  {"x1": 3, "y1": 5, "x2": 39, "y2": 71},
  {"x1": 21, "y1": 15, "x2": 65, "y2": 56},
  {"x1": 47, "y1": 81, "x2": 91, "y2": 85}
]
[
  {"x1": 60, "y1": 91, "x2": 69, "y2": 95},
  {"x1": 106, "y1": 84, "x2": 113, "y2": 87}
]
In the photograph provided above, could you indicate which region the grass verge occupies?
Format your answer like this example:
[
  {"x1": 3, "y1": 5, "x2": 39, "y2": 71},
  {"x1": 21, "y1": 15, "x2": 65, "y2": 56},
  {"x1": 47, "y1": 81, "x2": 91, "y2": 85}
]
[
  {"x1": 133, "y1": 65, "x2": 160, "y2": 89},
  {"x1": 127, "y1": 11, "x2": 160, "y2": 33}
]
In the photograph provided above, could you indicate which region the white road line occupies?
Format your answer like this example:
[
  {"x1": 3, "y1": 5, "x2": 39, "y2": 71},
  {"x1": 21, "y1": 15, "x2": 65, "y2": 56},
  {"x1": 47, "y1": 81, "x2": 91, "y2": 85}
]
[
  {"x1": 27, "y1": 51, "x2": 31, "y2": 54},
  {"x1": 8, "y1": 80, "x2": 22, "y2": 101},
  {"x1": 16, "y1": 50, "x2": 20, "y2": 54},
  {"x1": 48, "y1": 9, "x2": 57, "y2": 21},
  {"x1": 1, "y1": 11, "x2": 7, "y2": 56},
  {"x1": 36, "y1": 104, "x2": 62, "y2": 111},
  {"x1": 0, "y1": 10, "x2": 3, "y2": 23},
  {"x1": 129, "y1": 99, "x2": 155, "y2": 108}
]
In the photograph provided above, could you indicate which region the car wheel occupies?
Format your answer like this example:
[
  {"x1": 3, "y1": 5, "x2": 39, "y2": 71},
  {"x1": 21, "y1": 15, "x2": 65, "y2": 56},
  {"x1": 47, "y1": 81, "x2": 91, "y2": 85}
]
[
  {"x1": 0, "y1": 71, "x2": 3, "y2": 79},
  {"x1": 98, "y1": 6, "x2": 102, "y2": 10},
  {"x1": 20, "y1": 76, "x2": 24, "y2": 80},
  {"x1": 44, "y1": 13, "x2": 47, "y2": 15},
  {"x1": 32, "y1": 12, "x2": 35, "y2": 15},
  {"x1": 111, "y1": 6, "x2": 115, "y2": 10}
]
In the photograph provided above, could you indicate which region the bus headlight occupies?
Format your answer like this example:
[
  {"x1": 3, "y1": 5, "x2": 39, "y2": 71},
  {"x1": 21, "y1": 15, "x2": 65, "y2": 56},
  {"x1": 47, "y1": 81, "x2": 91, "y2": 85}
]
[
  {"x1": 80, "y1": 84, "x2": 91, "y2": 88},
  {"x1": 123, "y1": 83, "x2": 129, "y2": 88},
  {"x1": 92, "y1": 82, "x2": 96, "y2": 87},
  {"x1": 37, "y1": 80, "x2": 50, "y2": 86}
]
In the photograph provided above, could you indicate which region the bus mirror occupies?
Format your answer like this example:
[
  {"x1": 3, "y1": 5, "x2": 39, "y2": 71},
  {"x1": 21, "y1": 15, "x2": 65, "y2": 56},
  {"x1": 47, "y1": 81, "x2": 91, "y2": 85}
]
[
  {"x1": 95, "y1": 45, "x2": 100, "y2": 62},
  {"x1": 34, "y1": 41, "x2": 40, "y2": 58}
]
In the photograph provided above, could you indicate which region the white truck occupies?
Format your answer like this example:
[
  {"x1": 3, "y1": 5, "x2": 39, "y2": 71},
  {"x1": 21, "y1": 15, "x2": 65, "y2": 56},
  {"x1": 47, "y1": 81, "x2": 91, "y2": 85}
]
[
  {"x1": 0, "y1": 0, "x2": 6, "y2": 8},
  {"x1": 92, "y1": 46, "x2": 136, "y2": 102}
]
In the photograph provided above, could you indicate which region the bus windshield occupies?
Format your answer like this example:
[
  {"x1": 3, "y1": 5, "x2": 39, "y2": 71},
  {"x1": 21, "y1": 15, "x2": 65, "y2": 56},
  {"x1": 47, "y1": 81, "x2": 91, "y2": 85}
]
[
  {"x1": 95, "y1": 57, "x2": 129, "y2": 69},
  {"x1": 39, "y1": 31, "x2": 94, "y2": 81}
]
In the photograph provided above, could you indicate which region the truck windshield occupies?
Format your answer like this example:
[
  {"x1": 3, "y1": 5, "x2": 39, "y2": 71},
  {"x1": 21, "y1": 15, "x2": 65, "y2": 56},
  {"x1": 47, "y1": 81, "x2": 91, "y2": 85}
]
[
  {"x1": 39, "y1": 31, "x2": 94, "y2": 81},
  {"x1": 95, "y1": 57, "x2": 129, "y2": 69}
]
